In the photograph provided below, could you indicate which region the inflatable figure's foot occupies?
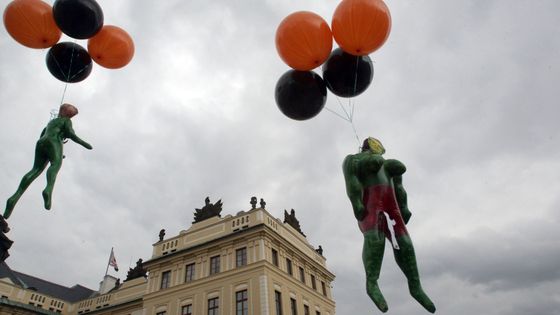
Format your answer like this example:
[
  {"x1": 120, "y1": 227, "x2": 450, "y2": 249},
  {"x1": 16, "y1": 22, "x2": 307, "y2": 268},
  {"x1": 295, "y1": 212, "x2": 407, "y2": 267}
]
[
  {"x1": 409, "y1": 284, "x2": 436, "y2": 313},
  {"x1": 42, "y1": 190, "x2": 51, "y2": 210},
  {"x1": 366, "y1": 280, "x2": 388, "y2": 312},
  {"x1": 4, "y1": 197, "x2": 17, "y2": 219}
]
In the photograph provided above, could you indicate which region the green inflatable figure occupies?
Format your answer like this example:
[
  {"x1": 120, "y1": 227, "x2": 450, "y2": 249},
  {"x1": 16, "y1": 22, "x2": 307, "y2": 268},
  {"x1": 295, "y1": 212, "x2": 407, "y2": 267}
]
[
  {"x1": 3, "y1": 103, "x2": 92, "y2": 219},
  {"x1": 342, "y1": 137, "x2": 435, "y2": 313}
]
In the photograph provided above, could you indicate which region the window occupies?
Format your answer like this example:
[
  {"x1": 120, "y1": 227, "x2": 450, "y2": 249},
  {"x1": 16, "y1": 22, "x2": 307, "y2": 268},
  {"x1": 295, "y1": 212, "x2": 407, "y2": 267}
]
[
  {"x1": 299, "y1": 267, "x2": 305, "y2": 283},
  {"x1": 210, "y1": 255, "x2": 220, "y2": 275},
  {"x1": 156, "y1": 312, "x2": 166, "y2": 315},
  {"x1": 208, "y1": 297, "x2": 219, "y2": 315},
  {"x1": 236, "y1": 247, "x2": 247, "y2": 267},
  {"x1": 311, "y1": 275, "x2": 316, "y2": 290},
  {"x1": 286, "y1": 259, "x2": 293, "y2": 276},
  {"x1": 316, "y1": 312, "x2": 321, "y2": 315},
  {"x1": 304, "y1": 305, "x2": 309, "y2": 315},
  {"x1": 160, "y1": 271, "x2": 171, "y2": 289},
  {"x1": 181, "y1": 305, "x2": 192, "y2": 315},
  {"x1": 290, "y1": 298, "x2": 297, "y2": 315},
  {"x1": 275, "y1": 291, "x2": 283, "y2": 315},
  {"x1": 321, "y1": 281, "x2": 327, "y2": 296},
  {"x1": 236, "y1": 290, "x2": 248, "y2": 315},
  {"x1": 272, "y1": 249, "x2": 278, "y2": 266},
  {"x1": 185, "y1": 263, "x2": 195, "y2": 282}
]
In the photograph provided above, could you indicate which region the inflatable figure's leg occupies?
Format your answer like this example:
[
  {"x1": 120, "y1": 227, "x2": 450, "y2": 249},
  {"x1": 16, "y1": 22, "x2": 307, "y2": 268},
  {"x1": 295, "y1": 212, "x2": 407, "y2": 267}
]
[
  {"x1": 394, "y1": 235, "x2": 436, "y2": 313},
  {"x1": 363, "y1": 230, "x2": 388, "y2": 312},
  {"x1": 4, "y1": 158, "x2": 48, "y2": 219},
  {"x1": 42, "y1": 159, "x2": 62, "y2": 210}
]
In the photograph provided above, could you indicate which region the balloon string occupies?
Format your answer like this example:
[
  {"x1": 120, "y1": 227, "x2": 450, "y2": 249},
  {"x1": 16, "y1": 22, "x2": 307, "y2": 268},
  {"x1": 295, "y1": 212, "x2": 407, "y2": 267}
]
[
  {"x1": 323, "y1": 92, "x2": 361, "y2": 147},
  {"x1": 59, "y1": 39, "x2": 78, "y2": 106},
  {"x1": 323, "y1": 80, "x2": 348, "y2": 120},
  {"x1": 59, "y1": 82, "x2": 69, "y2": 105},
  {"x1": 67, "y1": 42, "x2": 76, "y2": 81},
  {"x1": 323, "y1": 59, "x2": 362, "y2": 147},
  {"x1": 324, "y1": 106, "x2": 351, "y2": 122}
]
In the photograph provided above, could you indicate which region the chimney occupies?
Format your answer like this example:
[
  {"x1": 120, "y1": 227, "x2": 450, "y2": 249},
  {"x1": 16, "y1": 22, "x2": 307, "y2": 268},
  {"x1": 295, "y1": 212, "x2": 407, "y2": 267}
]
[{"x1": 98, "y1": 275, "x2": 117, "y2": 294}]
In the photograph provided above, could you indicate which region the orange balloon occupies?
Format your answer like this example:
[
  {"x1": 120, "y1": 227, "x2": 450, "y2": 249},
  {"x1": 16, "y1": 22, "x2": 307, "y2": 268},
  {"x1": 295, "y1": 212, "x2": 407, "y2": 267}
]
[
  {"x1": 3, "y1": 0, "x2": 61, "y2": 49},
  {"x1": 87, "y1": 25, "x2": 135, "y2": 69},
  {"x1": 332, "y1": 0, "x2": 391, "y2": 56},
  {"x1": 275, "y1": 11, "x2": 332, "y2": 71}
]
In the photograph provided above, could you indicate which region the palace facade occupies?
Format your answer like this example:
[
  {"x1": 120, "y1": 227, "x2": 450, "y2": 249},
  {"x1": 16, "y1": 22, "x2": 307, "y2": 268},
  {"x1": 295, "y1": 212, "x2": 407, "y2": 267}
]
[{"x1": 0, "y1": 198, "x2": 336, "y2": 315}]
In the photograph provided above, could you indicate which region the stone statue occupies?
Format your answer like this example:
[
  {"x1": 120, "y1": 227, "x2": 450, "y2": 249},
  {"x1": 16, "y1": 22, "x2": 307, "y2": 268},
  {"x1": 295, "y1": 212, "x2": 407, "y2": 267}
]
[
  {"x1": 342, "y1": 137, "x2": 435, "y2": 313},
  {"x1": 159, "y1": 229, "x2": 165, "y2": 242},
  {"x1": 260, "y1": 198, "x2": 266, "y2": 209},
  {"x1": 193, "y1": 197, "x2": 223, "y2": 223},
  {"x1": 125, "y1": 259, "x2": 147, "y2": 281},
  {"x1": 4, "y1": 104, "x2": 92, "y2": 218},
  {"x1": 250, "y1": 197, "x2": 257, "y2": 209},
  {"x1": 0, "y1": 216, "x2": 12, "y2": 262},
  {"x1": 283, "y1": 209, "x2": 305, "y2": 237},
  {"x1": 315, "y1": 245, "x2": 323, "y2": 256}
]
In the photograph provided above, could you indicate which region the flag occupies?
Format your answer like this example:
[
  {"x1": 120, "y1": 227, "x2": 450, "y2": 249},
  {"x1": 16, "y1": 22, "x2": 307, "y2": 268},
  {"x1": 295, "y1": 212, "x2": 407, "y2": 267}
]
[{"x1": 109, "y1": 248, "x2": 119, "y2": 272}]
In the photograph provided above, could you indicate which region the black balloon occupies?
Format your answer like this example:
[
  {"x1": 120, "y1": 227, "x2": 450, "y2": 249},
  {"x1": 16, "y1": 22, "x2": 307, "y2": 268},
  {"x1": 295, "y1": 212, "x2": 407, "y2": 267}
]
[
  {"x1": 46, "y1": 42, "x2": 93, "y2": 83},
  {"x1": 275, "y1": 70, "x2": 327, "y2": 121},
  {"x1": 53, "y1": 0, "x2": 104, "y2": 39},
  {"x1": 322, "y1": 48, "x2": 374, "y2": 98}
]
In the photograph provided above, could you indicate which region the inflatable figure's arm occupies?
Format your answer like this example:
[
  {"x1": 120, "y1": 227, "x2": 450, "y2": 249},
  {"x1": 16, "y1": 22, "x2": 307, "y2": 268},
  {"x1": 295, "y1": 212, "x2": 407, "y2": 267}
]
[
  {"x1": 393, "y1": 175, "x2": 411, "y2": 224},
  {"x1": 385, "y1": 159, "x2": 411, "y2": 224},
  {"x1": 343, "y1": 155, "x2": 366, "y2": 221},
  {"x1": 64, "y1": 119, "x2": 92, "y2": 150},
  {"x1": 40, "y1": 128, "x2": 46, "y2": 138}
]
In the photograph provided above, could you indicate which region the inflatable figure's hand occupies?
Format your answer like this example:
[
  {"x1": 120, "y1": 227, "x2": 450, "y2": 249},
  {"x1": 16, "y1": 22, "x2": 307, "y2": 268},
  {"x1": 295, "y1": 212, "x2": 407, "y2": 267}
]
[
  {"x1": 401, "y1": 207, "x2": 412, "y2": 224},
  {"x1": 354, "y1": 203, "x2": 366, "y2": 221}
]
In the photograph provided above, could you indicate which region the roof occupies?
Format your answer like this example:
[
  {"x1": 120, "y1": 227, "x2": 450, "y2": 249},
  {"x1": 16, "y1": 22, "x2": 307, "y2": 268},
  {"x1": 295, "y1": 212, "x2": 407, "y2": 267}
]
[{"x1": 0, "y1": 262, "x2": 95, "y2": 303}]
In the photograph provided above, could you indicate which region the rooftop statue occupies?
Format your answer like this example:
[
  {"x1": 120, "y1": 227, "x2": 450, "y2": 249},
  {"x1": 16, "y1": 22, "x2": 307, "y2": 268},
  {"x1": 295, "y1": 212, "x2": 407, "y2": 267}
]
[
  {"x1": 193, "y1": 197, "x2": 223, "y2": 223},
  {"x1": 125, "y1": 259, "x2": 147, "y2": 282},
  {"x1": 284, "y1": 209, "x2": 305, "y2": 237}
]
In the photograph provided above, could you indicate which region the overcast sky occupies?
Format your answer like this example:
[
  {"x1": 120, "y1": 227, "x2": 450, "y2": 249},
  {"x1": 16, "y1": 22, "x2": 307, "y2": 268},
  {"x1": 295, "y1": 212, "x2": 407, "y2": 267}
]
[{"x1": 1, "y1": 1, "x2": 559, "y2": 314}]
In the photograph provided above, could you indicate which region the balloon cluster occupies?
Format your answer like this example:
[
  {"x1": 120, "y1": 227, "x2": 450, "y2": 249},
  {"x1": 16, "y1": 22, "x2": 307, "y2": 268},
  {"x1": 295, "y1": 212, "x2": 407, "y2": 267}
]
[
  {"x1": 3, "y1": 0, "x2": 134, "y2": 83},
  {"x1": 274, "y1": 0, "x2": 391, "y2": 121}
]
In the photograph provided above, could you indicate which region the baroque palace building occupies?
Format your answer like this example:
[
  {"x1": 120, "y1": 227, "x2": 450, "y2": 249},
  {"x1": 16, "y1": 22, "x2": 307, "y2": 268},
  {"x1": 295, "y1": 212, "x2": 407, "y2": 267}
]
[{"x1": 0, "y1": 197, "x2": 336, "y2": 315}]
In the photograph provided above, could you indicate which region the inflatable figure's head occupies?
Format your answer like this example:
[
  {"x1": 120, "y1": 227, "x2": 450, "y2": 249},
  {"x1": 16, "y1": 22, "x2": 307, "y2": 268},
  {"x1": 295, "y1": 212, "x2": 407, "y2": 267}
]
[
  {"x1": 59, "y1": 103, "x2": 78, "y2": 118},
  {"x1": 361, "y1": 137, "x2": 385, "y2": 155}
]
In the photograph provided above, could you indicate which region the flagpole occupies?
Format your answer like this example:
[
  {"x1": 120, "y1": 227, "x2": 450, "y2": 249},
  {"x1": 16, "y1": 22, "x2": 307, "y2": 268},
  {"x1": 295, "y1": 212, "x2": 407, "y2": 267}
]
[{"x1": 104, "y1": 247, "x2": 113, "y2": 277}]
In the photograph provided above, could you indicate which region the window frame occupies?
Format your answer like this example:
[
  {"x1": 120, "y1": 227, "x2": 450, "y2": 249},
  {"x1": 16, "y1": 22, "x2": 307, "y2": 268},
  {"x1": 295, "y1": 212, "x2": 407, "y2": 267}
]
[
  {"x1": 236, "y1": 247, "x2": 247, "y2": 268},
  {"x1": 275, "y1": 290, "x2": 283, "y2": 315},
  {"x1": 299, "y1": 267, "x2": 305, "y2": 284},
  {"x1": 286, "y1": 258, "x2": 293, "y2": 276},
  {"x1": 185, "y1": 263, "x2": 195, "y2": 283},
  {"x1": 235, "y1": 289, "x2": 248, "y2": 315},
  {"x1": 160, "y1": 270, "x2": 171, "y2": 289},
  {"x1": 272, "y1": 249, "x2": 279, "y2": 267},
  {"x1": 208, "y1": 297, "x2": 219, "y2": 315},
  {"x1": 210, "y1": 255, "x2": 220, "y2": 275},
  {"x1": 181, "y1": 304, "x2": 192, "y2": 315},
  {"x1": 290, "y1": 297, "x2": 297, "y2": 315}
]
